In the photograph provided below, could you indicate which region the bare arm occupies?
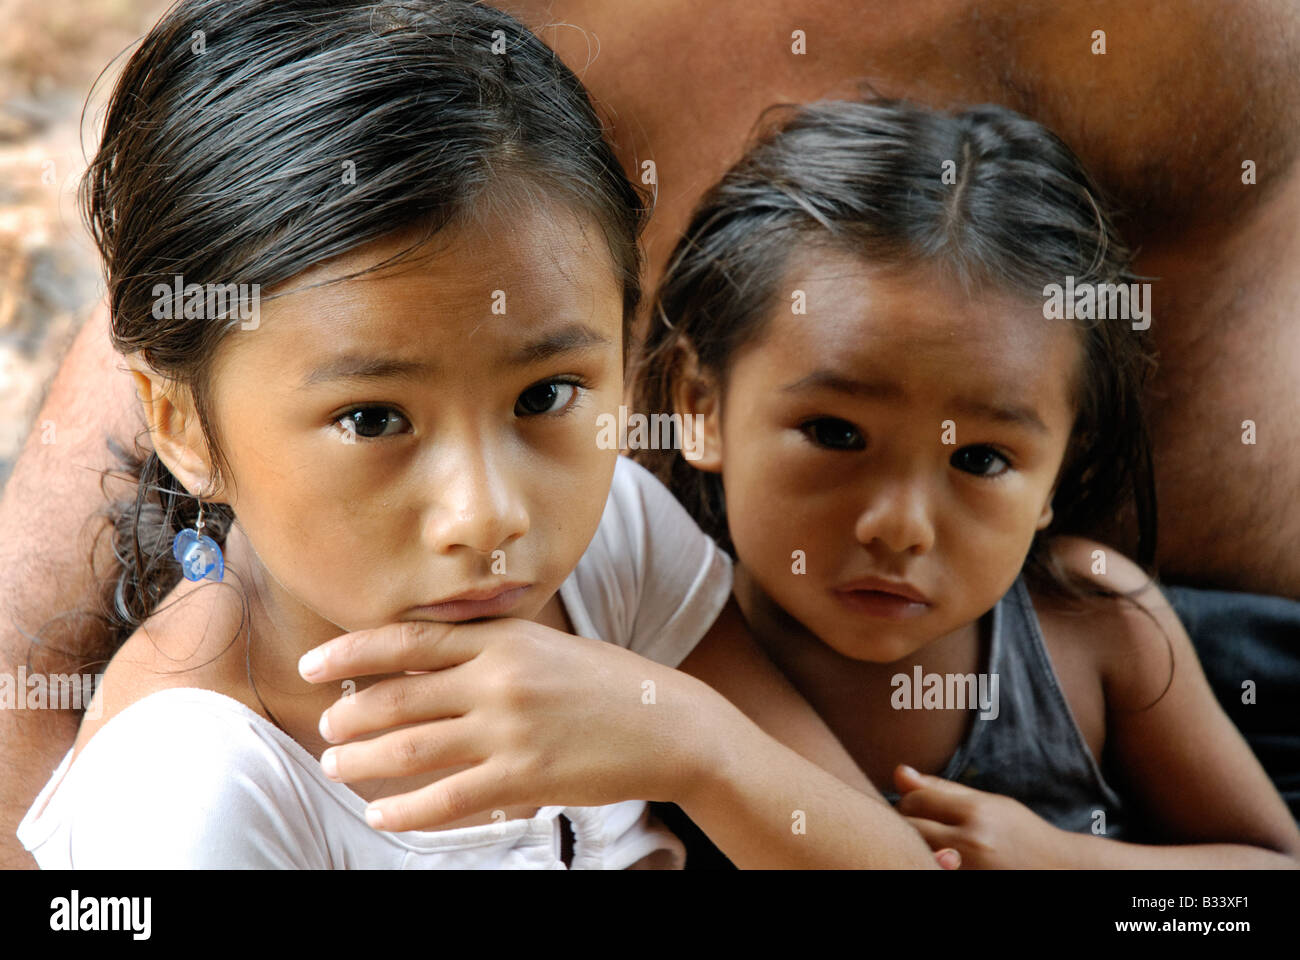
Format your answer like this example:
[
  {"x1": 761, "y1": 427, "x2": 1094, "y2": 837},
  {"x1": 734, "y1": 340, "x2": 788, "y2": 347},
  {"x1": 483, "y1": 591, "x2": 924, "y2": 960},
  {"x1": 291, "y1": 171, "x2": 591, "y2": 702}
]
[
  {"x1": 1069, "y1": 545, "x2": 1300, "y2": 867},
  {"x1": 675, "y1": 601, "x2": 938, "y2": 868},
  {"x1": 895, "y1": 539, "x2": 1300, "y2": 868},
  {"x1": 0, "y1": 301, "x2": 141, "y2": 868}
]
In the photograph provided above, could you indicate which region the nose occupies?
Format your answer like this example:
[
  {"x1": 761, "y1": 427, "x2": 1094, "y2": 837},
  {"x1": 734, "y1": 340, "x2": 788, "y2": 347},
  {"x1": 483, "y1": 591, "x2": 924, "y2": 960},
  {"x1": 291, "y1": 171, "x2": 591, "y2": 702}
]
[
  {"x1": 421, "y1": 436, "x2": 530, "y2": 556},
  {"x1": 853, "y1": 475, "x2": 935, "y2": 556}
]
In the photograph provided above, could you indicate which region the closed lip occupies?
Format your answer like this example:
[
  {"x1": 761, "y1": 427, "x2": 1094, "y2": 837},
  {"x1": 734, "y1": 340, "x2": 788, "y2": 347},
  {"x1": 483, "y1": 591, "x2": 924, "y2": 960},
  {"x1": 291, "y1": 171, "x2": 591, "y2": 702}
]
[
  {"x1": 420, "y1": 582, "x2": 532, "y2": 607},
  {"x1": 833, "y1": 577, "x2": 931, "y2": 605}
]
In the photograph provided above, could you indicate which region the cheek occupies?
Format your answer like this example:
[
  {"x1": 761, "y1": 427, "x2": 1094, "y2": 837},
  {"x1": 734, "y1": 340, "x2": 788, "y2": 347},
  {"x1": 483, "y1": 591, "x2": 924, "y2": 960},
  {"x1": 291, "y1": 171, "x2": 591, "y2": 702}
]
[
  {"x1": 539, "y1": 442, "x2": 618, "y2": 575},
  {"x1": 721, "y1": 427, "x2": 828, "y2": 575},
  {"x1": 951, "y1": 498, "x2": 1029, "y2": 557},
  {"x1": 527, "y1": 385, "x2": 621, "y2": 542},
  {"x1": 245, "y1": 468, "x2": 405, "y2": 613},
  {"x1": 936, "y1": 484, "x2": 1045, "y2": 600},
  {"x1": 216, "y1": 419, "x2": 420, "y2": 621}
]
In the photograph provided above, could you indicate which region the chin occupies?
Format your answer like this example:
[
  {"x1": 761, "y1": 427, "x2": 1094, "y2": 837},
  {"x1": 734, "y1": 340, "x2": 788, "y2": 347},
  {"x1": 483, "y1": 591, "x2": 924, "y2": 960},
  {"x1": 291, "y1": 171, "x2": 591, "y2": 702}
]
[{"x1": 819, "y1": 626, "x2": 927, "y2": 665}]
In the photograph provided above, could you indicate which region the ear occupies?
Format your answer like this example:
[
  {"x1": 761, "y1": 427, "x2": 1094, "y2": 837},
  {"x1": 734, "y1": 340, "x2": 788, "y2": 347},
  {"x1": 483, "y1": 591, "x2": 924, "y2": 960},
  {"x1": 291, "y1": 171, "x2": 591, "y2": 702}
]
[
  {"x1": 1035, "y1": 491, "x2": 1055, "y2": 531},
  {"x1": 124, "y1": 353, "x2": 224, "y2": 501},
  {"x1": 668, "y1": 340, "x2": 724, "y2": 473}
]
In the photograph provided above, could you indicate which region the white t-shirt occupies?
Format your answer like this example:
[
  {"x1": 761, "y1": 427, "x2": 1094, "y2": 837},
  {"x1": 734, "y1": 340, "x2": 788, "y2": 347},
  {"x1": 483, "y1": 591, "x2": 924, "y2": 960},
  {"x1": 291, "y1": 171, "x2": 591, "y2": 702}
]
[{"x1": 17, "y1": 455, "x2": 733, "y2": 869}]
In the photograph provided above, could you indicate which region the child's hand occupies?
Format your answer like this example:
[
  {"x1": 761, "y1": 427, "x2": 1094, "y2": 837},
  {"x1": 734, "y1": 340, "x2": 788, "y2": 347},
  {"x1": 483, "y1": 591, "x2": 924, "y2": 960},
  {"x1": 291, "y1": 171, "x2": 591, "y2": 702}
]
[
  {"x1": 893, "y1": 764, "x2": 1076, "y2": 869},
  {"x1": 297, "y1": 619, "x2": 728, "y2": 831}
]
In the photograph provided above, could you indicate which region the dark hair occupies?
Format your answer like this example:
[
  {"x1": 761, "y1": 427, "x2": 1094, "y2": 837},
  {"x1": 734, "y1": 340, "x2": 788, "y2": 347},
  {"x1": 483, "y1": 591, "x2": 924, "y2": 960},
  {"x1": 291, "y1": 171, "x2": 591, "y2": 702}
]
[
  {"x1": 633, "y1": 98, "x2": 1158, "y2": 607},
  {"x1": 72, "y1": 0, "x2": 646, "y2": 673}
]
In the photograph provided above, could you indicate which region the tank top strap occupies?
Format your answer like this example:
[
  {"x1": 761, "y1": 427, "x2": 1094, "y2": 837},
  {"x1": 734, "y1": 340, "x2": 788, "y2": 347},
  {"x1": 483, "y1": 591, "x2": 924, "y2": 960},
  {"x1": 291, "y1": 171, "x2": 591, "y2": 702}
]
[{"x1": 943, "y1": 572, "x2": 1128, "y2": 836}]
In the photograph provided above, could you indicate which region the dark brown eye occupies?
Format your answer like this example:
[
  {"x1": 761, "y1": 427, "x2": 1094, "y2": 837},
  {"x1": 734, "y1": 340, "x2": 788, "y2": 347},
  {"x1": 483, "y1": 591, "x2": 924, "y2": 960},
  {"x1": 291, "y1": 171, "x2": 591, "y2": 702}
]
[
  {"x1": 801, "y1": 418, "x2": 865, "y2": 450},
  {"x1": 515, "y1": 380, "x2": 577, "y2": 416},
  {"x1": 951, "y1": 445, "x2": 1009, "y2": 477},
  {"x1": 338, "y1": 407, "x2": 407, "y2": 439}
]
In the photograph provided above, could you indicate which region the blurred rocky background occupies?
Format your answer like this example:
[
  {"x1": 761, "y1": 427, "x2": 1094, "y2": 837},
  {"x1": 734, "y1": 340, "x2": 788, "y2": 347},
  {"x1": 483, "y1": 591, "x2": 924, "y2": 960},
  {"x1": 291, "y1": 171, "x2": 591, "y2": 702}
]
[{"x1": 0, "y1": 0, "x2": 168, "y2": 492}]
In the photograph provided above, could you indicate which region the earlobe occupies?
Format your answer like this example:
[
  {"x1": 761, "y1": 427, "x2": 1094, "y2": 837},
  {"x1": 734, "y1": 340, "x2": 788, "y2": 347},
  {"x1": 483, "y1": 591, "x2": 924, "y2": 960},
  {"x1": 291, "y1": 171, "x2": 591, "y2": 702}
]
[
  {"x1": 125, "y1": 354, "x2": 221, "y2": 499},
  {"x1": 668, "y1": 342, "x2": 724, "y2": 473},
  {"x1": 1036, "y1": 498, "x2": 1055, "y2": 531}
]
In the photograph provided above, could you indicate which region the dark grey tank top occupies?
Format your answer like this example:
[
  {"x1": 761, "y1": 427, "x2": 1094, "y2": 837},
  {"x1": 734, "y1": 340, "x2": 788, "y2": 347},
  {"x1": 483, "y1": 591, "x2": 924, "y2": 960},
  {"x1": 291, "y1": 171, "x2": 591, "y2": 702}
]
[{"x1": 884, "y1": 573, "x2": 1131, "y2": 839}]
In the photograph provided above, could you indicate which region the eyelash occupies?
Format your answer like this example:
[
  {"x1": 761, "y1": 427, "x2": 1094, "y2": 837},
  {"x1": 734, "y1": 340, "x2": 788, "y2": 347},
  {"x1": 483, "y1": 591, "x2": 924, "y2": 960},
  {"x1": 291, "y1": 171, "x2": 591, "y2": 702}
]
[
  {"x1": 332, "y1": 376, "x2": 590, "y2": 442},
  {"x1": 949, "y1": 445, "x2": 1012, "y2": 478},
  {"x1": 514, "y1": 375, "x2": 590, "y2": 419},
  {"x1": 334, "y1": 406, "x2": 409, "y2": 442},
  {"x1": 799, "y1": 417, "x2": 865, "y2": 451},
  {"x1": 798, "y1": 418, "x2": 1013, "y2": 477}
]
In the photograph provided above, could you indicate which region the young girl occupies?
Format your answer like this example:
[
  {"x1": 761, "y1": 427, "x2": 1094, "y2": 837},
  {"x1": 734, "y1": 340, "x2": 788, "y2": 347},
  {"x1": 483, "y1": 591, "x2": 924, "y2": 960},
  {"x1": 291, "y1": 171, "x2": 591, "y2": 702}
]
[
  {"x1": 633, "y1": 98, "x2": 1300, "y2": 867},
  {"x1": 16, "y1": 1, "x2": 939, "y2": 869}
]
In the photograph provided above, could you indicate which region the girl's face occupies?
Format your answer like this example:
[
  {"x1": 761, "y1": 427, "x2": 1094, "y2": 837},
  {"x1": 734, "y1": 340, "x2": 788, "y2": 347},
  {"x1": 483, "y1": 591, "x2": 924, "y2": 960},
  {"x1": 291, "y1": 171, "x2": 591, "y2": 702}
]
[
  {"x1": 202, "y1": 201, "x2": 625, "y2": 636},
  {"x1": 691, "y1": 247, "x2": 1081, "y2": 663}
]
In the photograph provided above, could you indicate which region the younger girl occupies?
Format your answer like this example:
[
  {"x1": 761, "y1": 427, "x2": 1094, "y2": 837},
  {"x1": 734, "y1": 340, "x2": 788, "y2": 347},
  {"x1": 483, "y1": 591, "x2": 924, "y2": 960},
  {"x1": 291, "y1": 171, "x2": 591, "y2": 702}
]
[
  {"x1": 16, "y1": 1, "x2": 937, "y2": 869},
  {"x1": 634, "y1": 98, "x2": 1300, "y2": 867}
]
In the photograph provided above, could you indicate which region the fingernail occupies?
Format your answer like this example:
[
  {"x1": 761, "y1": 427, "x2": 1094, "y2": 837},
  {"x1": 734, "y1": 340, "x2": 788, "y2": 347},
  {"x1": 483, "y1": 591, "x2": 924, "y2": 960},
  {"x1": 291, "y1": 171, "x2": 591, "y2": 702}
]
[
  {"x1": 937, "y1": 848, "x2": 962, "y2": 870},
  {"x1": 365, "y1": 806, "x2": 385, "y2": 830},
  {"x1": 299, "y1": 648, "x2": 325, "y2": 679},
  {"x1": 321, "y1": 749, "x2": 339, "y2": 780},
  {"x1": 319, "y1": 711, "x2": 334, "y2": 742},
  {"x1": 900, "y1": 764, "x2": 921, "y2": 778}
]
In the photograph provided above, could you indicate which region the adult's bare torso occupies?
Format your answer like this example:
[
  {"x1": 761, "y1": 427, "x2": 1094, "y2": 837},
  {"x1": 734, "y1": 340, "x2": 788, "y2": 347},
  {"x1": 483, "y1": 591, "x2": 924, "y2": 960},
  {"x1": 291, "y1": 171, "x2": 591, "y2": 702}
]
[{"x1": 503, "y1": 0, "x2": 1300, "y2": 597}]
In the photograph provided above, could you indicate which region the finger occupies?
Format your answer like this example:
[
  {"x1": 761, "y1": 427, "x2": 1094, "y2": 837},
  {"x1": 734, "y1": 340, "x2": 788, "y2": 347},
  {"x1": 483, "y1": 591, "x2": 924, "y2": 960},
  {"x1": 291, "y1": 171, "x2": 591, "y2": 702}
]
[
  {"x1": 934, "y1": 847, "x2": 963, "y2": 870},
  {"x1": 320, "y1": 716, "x2": 480, "y2": 783},
  {"x1": 893, "y1": 763, "x2": 931, "y2": 794},
  {"x1": 894, "y1": 763, "x2": 981, "y2": 801},
  {"x1": 897, "y1": 786, "x2": 967, "y2": 824},
  {"x1": 364, "y1": 760, "x2": 520, "y2": 833},
  {"x1": 904, "y1": 815, "x2": 964, "y2": 852},
  {"x1": 320, "y1": 668, "x2": 475, "y2": 742},
  {"x1": 299, "y1": 618, "x2": 491, "y2": 682}
]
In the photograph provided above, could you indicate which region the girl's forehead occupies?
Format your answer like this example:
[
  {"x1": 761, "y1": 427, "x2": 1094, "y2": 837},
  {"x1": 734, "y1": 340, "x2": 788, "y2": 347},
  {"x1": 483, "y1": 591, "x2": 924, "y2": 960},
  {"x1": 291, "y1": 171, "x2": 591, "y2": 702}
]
[
  {"x1": 748, "y1": 250, "x2": 1082, "y2": 419},
  {"x1": 223, "y1": 204, "x2": 624, "y2": 361},
  {"x1": 771, "y1": 249, "x2": 1073, "y2": 358},
  {"x1": 280, "y1": 201, "x2": 617, "y2": 302}
]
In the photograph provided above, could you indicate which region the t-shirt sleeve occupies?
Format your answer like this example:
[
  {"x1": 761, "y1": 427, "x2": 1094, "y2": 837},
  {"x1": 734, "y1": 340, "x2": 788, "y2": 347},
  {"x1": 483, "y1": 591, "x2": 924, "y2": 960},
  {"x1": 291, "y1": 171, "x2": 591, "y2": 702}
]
[
  {"x1": 52, "y1": 701, "x2": 329, "y2": 869},
  {"x1": 560, "y1": 456, "x2": 733, "y2": 668}
]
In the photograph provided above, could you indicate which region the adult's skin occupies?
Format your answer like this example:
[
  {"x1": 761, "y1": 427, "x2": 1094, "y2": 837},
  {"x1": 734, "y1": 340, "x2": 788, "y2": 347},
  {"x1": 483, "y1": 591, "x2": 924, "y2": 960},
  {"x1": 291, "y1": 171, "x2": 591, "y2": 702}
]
[{"x1": 1, "y1": 0, "x2": 1296, "y2": 867}]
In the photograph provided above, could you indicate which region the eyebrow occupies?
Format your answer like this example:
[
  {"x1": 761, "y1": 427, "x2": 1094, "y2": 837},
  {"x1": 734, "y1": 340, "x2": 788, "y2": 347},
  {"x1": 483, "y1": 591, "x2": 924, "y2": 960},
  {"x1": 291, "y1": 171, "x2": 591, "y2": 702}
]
[
  {"x1": 509, "y1": 322, "x2": 610, "y2": 365},
  {"x1": 302, "y1": 355, "x2": 434, "y2": 387},
  {"x1": 301, "y1": 322, "x2": 611, "y2": 387},
  {"x1": 781, "y1": 369, "x2": 1050, "y2": 434}
]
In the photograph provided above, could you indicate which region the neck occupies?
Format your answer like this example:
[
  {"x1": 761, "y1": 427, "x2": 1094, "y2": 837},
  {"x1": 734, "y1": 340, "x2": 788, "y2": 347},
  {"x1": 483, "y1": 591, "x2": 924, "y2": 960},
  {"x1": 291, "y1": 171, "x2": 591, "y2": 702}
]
[
  {"x1": 731, "y1": 560, "x2": 991, "y2": 788},
  {"x1": 214, "y1": 522, "x2": 356, "y2": 734},
  {"x1": 731, "y1": 560, "x2": 815, "y2": 666},
  {"x1": 731, "y1": 561, "x2": 985, "y2": 696}
]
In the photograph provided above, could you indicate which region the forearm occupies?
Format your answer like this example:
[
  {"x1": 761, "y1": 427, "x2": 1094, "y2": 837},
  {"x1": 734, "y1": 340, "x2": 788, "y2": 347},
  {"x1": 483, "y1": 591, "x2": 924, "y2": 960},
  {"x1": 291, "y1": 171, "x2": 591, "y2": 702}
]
[
  {"x1": 0, "y1": 302, "x2": 139, "y2": 866},
  {"x1": 1063, "y1": 832, "x2": 1300, "y2": 869},
  {"x1": 674, "y1": 684, "x2": 937, "y2": 869},
  {"x1": 0, "y1": 709, "x2": 81, "y2": 868}
]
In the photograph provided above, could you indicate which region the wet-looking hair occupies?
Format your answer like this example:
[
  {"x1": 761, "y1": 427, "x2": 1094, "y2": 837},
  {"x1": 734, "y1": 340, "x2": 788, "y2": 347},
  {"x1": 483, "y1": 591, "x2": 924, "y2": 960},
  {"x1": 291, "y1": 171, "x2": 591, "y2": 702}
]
[
  {"x1": 633, "y1": 98, "x2": 1158, "y2": 604},
  {"x1": 67, "y1": 0, "x2": 646, "y2": 669}
]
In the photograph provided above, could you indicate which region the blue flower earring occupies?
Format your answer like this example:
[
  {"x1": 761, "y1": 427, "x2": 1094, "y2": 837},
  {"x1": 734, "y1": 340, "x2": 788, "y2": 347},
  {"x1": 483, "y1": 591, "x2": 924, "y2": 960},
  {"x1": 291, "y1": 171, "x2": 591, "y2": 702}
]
[{"x1": 173, "y1": 496, "x2": 224, "y2": 582}]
